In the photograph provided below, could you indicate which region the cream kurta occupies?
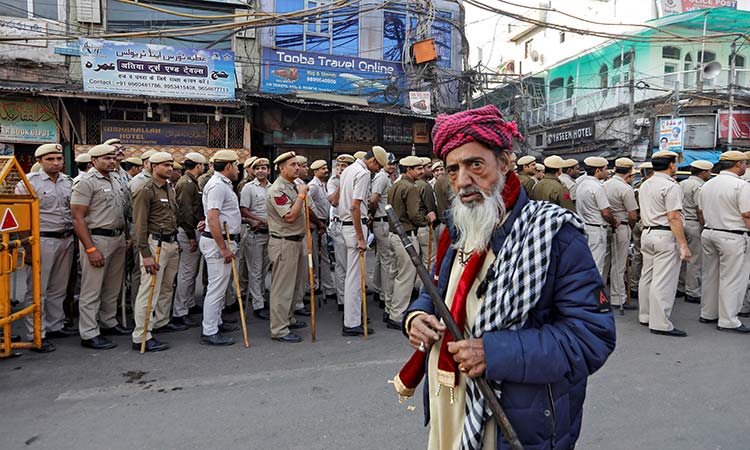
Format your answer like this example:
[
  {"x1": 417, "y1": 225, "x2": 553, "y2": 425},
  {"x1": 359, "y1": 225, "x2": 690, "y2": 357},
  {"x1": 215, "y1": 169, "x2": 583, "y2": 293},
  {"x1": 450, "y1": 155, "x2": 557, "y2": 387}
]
[{"x1": 427, "y1": 250, "x2": 497, "y2": 450}]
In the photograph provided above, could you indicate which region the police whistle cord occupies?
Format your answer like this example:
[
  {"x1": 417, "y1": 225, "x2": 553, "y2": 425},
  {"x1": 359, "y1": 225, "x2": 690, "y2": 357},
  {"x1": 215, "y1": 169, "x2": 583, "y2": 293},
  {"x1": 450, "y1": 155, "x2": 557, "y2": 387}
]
[
  {"x1": 303, "y1": 198, "x2": 317, "y2": 343},
  {"x1": 225, "y1": 222, "x2": 249, "y2": 348},
  {"x1": 141, "y1": 226, "x2": 163, "y2": 354},
  {"x1": 385, "y1": 205, "x2": 524, "y2": 450}
]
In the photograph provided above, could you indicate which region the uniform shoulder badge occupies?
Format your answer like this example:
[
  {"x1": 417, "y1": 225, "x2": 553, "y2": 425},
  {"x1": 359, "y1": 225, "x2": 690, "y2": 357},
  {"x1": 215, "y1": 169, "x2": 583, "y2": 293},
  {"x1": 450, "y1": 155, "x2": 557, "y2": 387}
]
[
  {"x1": 274, "y1": 193, "x2": 290, "y2": 205},
  {"x1": 597, "y1": 289, "x2": 611, "y2": 313}
]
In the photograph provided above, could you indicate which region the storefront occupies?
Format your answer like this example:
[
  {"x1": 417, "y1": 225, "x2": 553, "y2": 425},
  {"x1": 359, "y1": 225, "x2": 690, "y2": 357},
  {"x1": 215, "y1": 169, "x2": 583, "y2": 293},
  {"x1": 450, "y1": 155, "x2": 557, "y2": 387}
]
[{"x1": 0, "y1": 97, "x2": 59, "y2": 172}]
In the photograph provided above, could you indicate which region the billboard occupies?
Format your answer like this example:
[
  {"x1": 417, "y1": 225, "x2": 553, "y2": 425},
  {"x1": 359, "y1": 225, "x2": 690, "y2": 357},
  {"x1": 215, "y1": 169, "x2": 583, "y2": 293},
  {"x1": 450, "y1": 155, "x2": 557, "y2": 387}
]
[
  {"x1": 660, "y1": 0, "x2": 737, "y2": 15},
  {"x1": 658, "y1": 118, "x2": 685, "y2": 153},
  {"x1": 101, "y1": 121, "x2": 208, "y2": 146},
  {"x1": 80, "y1": 39, "x2": 235, "y2": 100},
  {"x1": 0, "y1": 98, "x2": 57, "y2": 144},
  {"x1": 260, "y1": 47, "x2": 403, "y2": 104},
  {"x1": 718, "y1": 110, "x2": 750, "y2": 139}
]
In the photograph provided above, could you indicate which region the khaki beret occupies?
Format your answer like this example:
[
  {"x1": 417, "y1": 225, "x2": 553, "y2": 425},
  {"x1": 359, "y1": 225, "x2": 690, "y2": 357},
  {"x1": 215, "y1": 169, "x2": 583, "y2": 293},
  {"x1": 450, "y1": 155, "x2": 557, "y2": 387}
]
[
  {"x1": 420, "y1": 157, "x2": 432, "y2": 167},
  {"x1": 103, "y1": 138, "x2": 121, "y2": 146},
  {"x1": 30, "y1": 162, "x2": 41, "y2": 173},
  {"x1": 245, "y1": 156, "x2": 258, "y2": 168},
  {"x1": 543, "y1": 155, "x2": 565, "y2": 169},
  {"x1": 296, "y1": 155, "x2": 308, "y2": 165},
  {"x1": 124, "y1": 156, "x2": 143, "y2": 166},
  {"x1": 652, "y1": 151, "x2": 679, "y2": 160},
  {"x1": 35, "y1": 143, "x2": 63, "y2": 158},
  {"x1": 615, "y1": 158, "x2": 635, "y2": 168},
  {"x1": 562, "y1": 158, "x2": 579, "y2": 169},
  {"x1": 583, "y1": 156, "x2": 608, "y2": 168},
  {"x1": 75, "y1": 153, "x2": 92, "y2": 164},
  {"x1": 140, "y1": 150, "x2": 157, "y2": 161},
  {"x1": 214, "y1": 150, "x2": 239, "y2": 163},
  {"x1": 517, "y1": 155, "x2": 536, "y2": 166},
  {"x1": 89, "y1": 144, "x2": 116, "y2": 157},
  {"x1": 251, "y1": 157, "x2": 270, "y2": 169},
  {"x1": 371, "y1": 146, "x2": 388, "y2": 167},
  {"x1": 690, "y1": 160, "x2": 714, "y2": 170},
  {"x1": 185, "y1": 152, "x2": 207, "y2": 164},
  {"x1": 720, "y1": 150, "x2": 748, "y2": 161},
  {"x1": 431, "y1": 161, "x2": 444, "y2": 171},
  {"x1": 535, "y1": 163, "x2": 545, "y2": 171},
  {"x1": 273, "y1": 151, "x2": 297, "y2": 165},
  {"x1": 172, "y1": 161, "x2": 183, "y2": 170},
  {"x1": 310, "y1": 159, "x2": 327, "y2": 171},
  {"x1": 336, "y1": 154, "x2": 356, "y2": 164},
  {"x1": 400, "y1": 155, "x2": 424, "y2": 167},
  {"x1": 745, "y1": 151, "x2": 750, "y2": 159},
  {"x1": 149, "y1": 152, "x2": 173, "y2": 164},
  {"x1": 639, "y1": 162, "x2": 653, "y2": 170},
  {"x1": 353, "y1": 151, "x2": 366, "y2": 160}
]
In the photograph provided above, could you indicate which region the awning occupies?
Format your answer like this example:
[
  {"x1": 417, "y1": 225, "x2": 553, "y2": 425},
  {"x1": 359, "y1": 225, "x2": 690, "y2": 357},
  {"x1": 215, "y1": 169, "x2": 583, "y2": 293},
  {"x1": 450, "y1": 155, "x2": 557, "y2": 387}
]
[
  {"x1": 247, "y1": 92, "x2": 436, "y2": 119},
  {"x1": 675, "y1": 149, "x2": 723, "y2": 167}
]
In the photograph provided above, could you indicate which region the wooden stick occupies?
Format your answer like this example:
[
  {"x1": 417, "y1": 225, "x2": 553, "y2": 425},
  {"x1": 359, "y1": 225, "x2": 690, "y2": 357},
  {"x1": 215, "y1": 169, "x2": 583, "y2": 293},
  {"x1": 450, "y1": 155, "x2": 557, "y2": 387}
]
[
  {"x1": 626, "y1": 240, "x2": 632, "y2": 308},
  {"x1": 225, "y1": 222, "x2": 249, "y2": 348},
  {"x1": 141, "y1": 226, "x2": 163, "y2": 354},
  {"x1": 428, "y1": 222, "x2": 434, "y2": 270},
  {"x1": 385, "y1": 205, "x2": 524, "y2": 450},
  {"x1": 304, "y1": 197, "x2": 316, "y2": 342},
  {"x1": 359, "y1": 250, "x2": 368, "y2": 340},
  {"x1": 120, "y1": 275, "x2": 127, "y2": 327}
]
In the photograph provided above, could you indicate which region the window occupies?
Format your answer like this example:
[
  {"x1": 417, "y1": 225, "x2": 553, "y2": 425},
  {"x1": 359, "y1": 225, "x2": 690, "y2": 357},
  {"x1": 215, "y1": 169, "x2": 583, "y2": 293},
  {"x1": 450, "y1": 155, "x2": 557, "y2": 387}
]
[
  {"x1": 550, "y1": 77, "x2": 564, "y2": 90},
  {"x1": 697, "y1": 51, "x2": 716, "y2": 63},
  {"x1": 599, "y1": 64, "x2": 609, "y2": 98},
  {"x1": 662, "y1": 46, "x2": 681, "y2": 60},
  {"x1": 683, "y1": 53, "x2": 695, "y2": 88},
  {"x1": 731, "y1": 54, "x2": 746, "y2": 87},
  {"x1": 524, "y1": 39, "x2": 533, "y2": 59},
  {"x1": 612, "y1": 51, "x2": 633, "y2": 69},
  {"x1": 549, "y1": 77, "x2": 564, "y2": 103},
  {"x1": 275, "y1": 0, "x2": 359, "y2": 55},
  {"x1": 566, "y1": 76, "x2": 574, "y2": 105},
  {"x1": 3, "y1": 0, "x2": 59, "y2": 20},
  {"x1": 559, "y1": 32, "x2": 565, "y2": 43},
  {"x1": 535, "y1": 134, "x2": 543, "y2": 146},
  {"x1": 664, "y1": 63, "x2": 678, "y2": 88},
  {"x1": 382, "y1": 7, "x2": 452, "y2": 68}
]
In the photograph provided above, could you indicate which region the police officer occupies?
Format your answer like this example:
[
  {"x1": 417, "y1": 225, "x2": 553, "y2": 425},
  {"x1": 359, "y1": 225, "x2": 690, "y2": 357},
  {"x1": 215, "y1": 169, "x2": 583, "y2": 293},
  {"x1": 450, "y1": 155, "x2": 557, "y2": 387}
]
[
  {"x1": 308, "y1": 159, "x2": 336, "y2": 302},
  {"x1": 678, "y1": 160, "x2": 713, "y2": 304},
  {"x1": 416, "y1": 157, "x2": 438, "y2": 284},
  {"x1": 71, "y1": 144, "x2": 130, "y2": 350},
  {"x1": 339, "y1": 147, "x2": 387, "y2": 336},
  {"x1": 267, "y1": 152, "x2": 308, "y2": 343},
  {"x1": 293, "y1": 155, "x2": 317, "y2": 316},
  {"x1": 173, "y1": 152, "x2": 207, "y2": 327},
  {"x1": 327, "y1": 154, "x2": 355, "y2": 310},
  {"x1": 369, "y1": 152, "x2": 393, "y2": 313},
  {"x1": 122, "y1": 157, "x2": 143, "y2": 181},
  {"x1": 603, "y1": 157, "x2": 638, "y2": 309},
  {"x1": 630, "y1": 162, "x2": 654, "y2": 299},
  {"x1": 130, "y1": 152, "x2": 183, "y2": 352},
  {"x1": 559, "y1": 158, "x2": 580, "y2": 201},
  {"x1": 387, "y1": 156, "x2": 428, "y2": 330},
  {"x1": 530, "y1": 155, "x2": 575, "y2": 212},
  {"x1": 577, "y1": 156, "x2": 617, "y2": 279},
  {"x1": 127, "y1": 149, "x2": 157, "y2": 303},
  {"x1": 430, "y1": 160, "x2": 444, "y2": 188},
  {"x1": 199, "y1": 150, "x2": 243, "y2": 346},
  {"x1": 534, "y1": 163, "x2": 545, "y2": 182},
  {"x1": 73, "y1": 153, "x2": 92, "y2": 183},
  {"x1": 639, "y1": 151, "x2": 691, "y2": 337},
  {"x1": 15, "y1": 144, "x2": 75, "y2": 353},
  {"x1": 197, "y1": 159, "x2": 214, "y2": 192},
  {"x1": 698, "y1": 151, "x2": 750, "y2": 333},
  {"x1": 517, "y1": 155, "x2": 537, "y2": 196},
  {"x1": 239, "y1": 157, "x2": 272, "y2": 320},
  {"x1": 236, "y1": 156, "x2": 258, "y2": 196},
  {"x1": 128, "y1": 149, "x2": 157, "y2": 194}
]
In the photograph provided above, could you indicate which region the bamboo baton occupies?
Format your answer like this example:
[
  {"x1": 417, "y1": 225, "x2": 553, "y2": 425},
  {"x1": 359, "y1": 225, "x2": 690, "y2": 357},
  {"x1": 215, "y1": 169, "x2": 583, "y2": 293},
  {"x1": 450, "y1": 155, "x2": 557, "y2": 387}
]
[
  {"x1": 359, "y1": 250, "x2": 368, "y2": 340},
  {"x1": 385, "y1": 205, "x2": 524, "y2": 450},
  {"x1": 140, "y1": 226, "x2": 163, "y2": 354},
  {"x1": 304, "y1": 197, "x2": 316, "y2": 342},
  {"x1": 225, "y1": 222, "x2": 249, "y2": 348}
]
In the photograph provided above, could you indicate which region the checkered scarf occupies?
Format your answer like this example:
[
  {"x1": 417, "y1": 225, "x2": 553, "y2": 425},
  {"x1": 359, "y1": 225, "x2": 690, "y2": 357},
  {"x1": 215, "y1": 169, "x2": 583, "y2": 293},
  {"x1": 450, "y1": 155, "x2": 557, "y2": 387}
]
[{"x1": 459, "y1": 201, "x2": 585, "y2": 450}]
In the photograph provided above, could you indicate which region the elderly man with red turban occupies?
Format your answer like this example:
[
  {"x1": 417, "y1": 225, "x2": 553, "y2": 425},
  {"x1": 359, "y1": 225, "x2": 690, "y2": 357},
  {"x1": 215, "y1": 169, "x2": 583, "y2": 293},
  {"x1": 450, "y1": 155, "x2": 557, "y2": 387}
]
[{"x1": 398, "y1": 106, "x2": 616, "y2": 450}]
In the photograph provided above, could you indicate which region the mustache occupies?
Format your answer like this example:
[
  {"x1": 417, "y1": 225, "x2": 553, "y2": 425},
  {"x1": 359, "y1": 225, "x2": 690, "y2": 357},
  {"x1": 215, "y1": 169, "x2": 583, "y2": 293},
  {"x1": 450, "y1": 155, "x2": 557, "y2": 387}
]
[{"x1": 457, "y1": 187, "x2": 482, "y2": 197}]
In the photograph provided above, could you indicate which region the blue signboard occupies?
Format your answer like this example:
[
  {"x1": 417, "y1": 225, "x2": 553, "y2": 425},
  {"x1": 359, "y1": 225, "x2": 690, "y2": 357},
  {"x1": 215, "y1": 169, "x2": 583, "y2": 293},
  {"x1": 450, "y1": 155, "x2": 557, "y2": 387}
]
[
  {"x1": 80, "y1": 38, "x2": 235, "y2": 100},
  {"x1": 260, "y1": 47, "x2": 403, "y2": 104}
]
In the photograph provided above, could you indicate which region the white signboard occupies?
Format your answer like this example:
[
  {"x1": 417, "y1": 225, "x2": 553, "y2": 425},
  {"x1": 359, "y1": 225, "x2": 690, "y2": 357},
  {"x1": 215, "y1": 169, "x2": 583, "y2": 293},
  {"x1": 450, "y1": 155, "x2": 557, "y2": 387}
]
[
  {"x1": 409, "y1": 91, "x2": 431, "y2": 115},
  {"x1": 658, "y1": 118, "x2": 685, "y2": 153}
]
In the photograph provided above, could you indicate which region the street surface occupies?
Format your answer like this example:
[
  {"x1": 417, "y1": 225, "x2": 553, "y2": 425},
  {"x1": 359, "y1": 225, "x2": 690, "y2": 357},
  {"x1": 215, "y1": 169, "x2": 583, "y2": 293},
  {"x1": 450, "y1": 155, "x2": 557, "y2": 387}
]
[{"x1": 1, "y1": 280, "x2": 748, "y2": 450}]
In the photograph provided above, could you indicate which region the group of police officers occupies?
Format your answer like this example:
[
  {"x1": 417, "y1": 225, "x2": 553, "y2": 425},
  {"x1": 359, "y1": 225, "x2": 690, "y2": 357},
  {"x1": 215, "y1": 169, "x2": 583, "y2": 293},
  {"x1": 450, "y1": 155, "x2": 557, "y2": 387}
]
[{"x1": 19, "y1": 139, "x2": 750, "y2": 354}]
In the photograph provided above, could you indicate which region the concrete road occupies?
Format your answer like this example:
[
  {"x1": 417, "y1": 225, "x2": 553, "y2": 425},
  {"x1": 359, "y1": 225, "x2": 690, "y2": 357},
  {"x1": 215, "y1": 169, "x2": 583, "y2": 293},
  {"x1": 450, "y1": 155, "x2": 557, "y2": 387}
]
[{"x1": 1, "y1": 296, "x2": 748, "y2": 450}]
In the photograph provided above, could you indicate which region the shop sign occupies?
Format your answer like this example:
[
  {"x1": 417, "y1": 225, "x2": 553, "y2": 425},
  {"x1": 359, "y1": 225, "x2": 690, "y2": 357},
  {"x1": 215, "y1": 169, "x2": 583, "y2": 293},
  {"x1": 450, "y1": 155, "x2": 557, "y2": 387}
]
[
  {"x1": 660, "y1": 0, "x2": 736, "y2": 15},
  {"x1": 260, "y1": 47, "x2": 403, "y2": 104},
  {"x1": 658, "y1": 118, "x2": 685, "y2": 153},
  {"x1": 0, "y1": 99, "x2": 57, "y2": 144},
  {"x1": 545, "y1": 121, "x2": 595, "y2": 148},
  {"x1": 718, "y1": 110, "x2": 750, "y2": 139},
  {"x1": 101, "y1": 121, "x2": 208, "y2": 146},
  {"x1": 80, "y1": 39, "x2": 235, "y2": 100},
  {"x1": 409, "y1": 92, "x2": 431, "y2": 115}
]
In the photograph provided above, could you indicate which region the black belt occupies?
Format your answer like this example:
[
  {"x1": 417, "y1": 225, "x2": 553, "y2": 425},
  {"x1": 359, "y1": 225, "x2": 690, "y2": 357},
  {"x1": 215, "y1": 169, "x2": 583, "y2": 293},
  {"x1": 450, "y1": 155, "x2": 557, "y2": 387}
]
[
  {"x1": 331, "y1": 217, "x2": 341, "y2": 223},
  {"x1": 271, "y1": 234, "x2": 303, "y2": 242},
  {"x1": 90, "y1": 228, "x2": 124, "y2": 237},
  {"x1": 686, "y1": 218, "x2": 701, "y2": 222},
  {"x1": 585, "y1": 223, "x2": 609, "y2": 228},
  {"x1": 152, "y1": 232, "x2": 177, "y2": 243},
  {"x1": 202, "y1": 231, "x2": 240, "y2": 242},
  {"x1": 395, "y1": 229, "x2": 417, "y2": 236},
  {"x1": 40, "y1": 230, "x2": 73, "y2": 239},
  {"x1": 619, "y1": 221, "x2": 630, "y2": 226},
  {"x1": 342, "y1": 220, "x2": 368, "y2": 226},
  {"x1": 253, "y1": 228, "x2": 269, "y2": 234},
  {"x1": 372, "y1": 216, "x2": 388, "y2": 223},
  {"x1": 645, "y1": 225, "x2": 671, "y2": 231},
  {"x1": 704, "y1": 227, "x2": 748, "y2": 236}
]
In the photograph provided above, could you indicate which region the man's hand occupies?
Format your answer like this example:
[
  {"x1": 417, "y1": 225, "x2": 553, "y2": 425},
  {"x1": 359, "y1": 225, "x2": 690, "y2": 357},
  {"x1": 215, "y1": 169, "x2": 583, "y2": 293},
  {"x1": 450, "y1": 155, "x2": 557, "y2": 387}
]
[
  {"x1": 679, "y1": 244, "x2": 692, "y2": 261},
  {"x1": 297, "y1": 184, "x2": 309, "y2": 197},
  {"x1": 220, "y1": 246, "x2": 234, "y2": 264},
  {"x1": 87, "y1": 249, "x2": 105, "y2": 268},
  {"x1": 427, "y1": 211, "x2": 437, "y2": 223},
  {"x1": 189, "y1": 239, "x2": 198, "y2": 252},
  {"x1": 317, "y1": 222, "x2": 326, "y2": 234},
  {"x1": 448, "y1": 339, "x2": 487, "y2": 378},
  {"x1": 408, "y1": 314, "x2": 446, "y2": 352},
  {"x1": 197, "y1": 221, "x2": 206, "y2": 233},
  {"x1": 357, "y1": 238, "x2": 367, "y2": 251},
  {"x1": 142, "y1": 255, "x2": 159, "y2": 275}
]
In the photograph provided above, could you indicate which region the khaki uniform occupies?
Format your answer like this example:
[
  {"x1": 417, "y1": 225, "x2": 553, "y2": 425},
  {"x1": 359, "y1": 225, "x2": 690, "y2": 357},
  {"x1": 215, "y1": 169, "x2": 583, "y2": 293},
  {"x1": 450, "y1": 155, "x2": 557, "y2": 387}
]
[
  {"x1": 559, "y1": 173, "x2": 577, "y2": 201},
  {"x1": 16, "y1": 171, "x2": 74, "y2": 338},
  {"x1": 638, "y1": 172, "x2": 683, "y2": 331},
  {"x1": 200, "y1": 173, "x2": 242, "y2": 336},
  {"x1": 174, "y1": 171, "x2": 204, "y2": 318},
  {"x1": 415, "y1": 178, "x2": 437, "y2": 290},
  {"x1": 327, "y1": 176, "x2": 346, "y2": 306},
  {"x1": 127, "y1": 170, "x2": 152, "y2": 304},
  {"x1": 371, "y1": 170, "x2": 393, "y2": 309},
  {"x1": 267, "y1": 176, "x2": 306, "y2": 338},
  {"x1": 576, "y1": 175, "x2": 611, "y2": 280},
  {"x1": 71, "y1": 169, "x2": 127, "y2": 340},
  {"x1": 603, "y1": 176, "x2": 638, "y2": 306},
  {"x1": 339, "y1": 160, "x2": 372, "y2": 328},
  {"x1": 308, "y1": 176, "x2": 335, "y2": 297},
  {"x1": 519, "y1": 173, "x2": 536, "y2": 197},
  {"x1": 240, "y1": 179, "x2": 271, "y2": 311},
  {"x1": 128, "y1": 170, "x2": 152, "y2": 195},
  {"x1": 131, "y1": 179, "x2": 180, "y2": 344},
  {"x1": 387, "y1": 176, "x2": 427, "y2": 322},
  {"x1": 197, "y1": 170, "x2": 213, "y2": 192},
  {"x1": 678, "y1": 176, "x2": 705, "y2": 298},
  {"x1": 630, "y1": 180, "x2": 645, "y2": 293},
  {"x1": 699, "y1": 171, "x2": 750, "y2": 329},
  {"x1": 530, "y1": 174, "x2": 576, "y2": 212}
]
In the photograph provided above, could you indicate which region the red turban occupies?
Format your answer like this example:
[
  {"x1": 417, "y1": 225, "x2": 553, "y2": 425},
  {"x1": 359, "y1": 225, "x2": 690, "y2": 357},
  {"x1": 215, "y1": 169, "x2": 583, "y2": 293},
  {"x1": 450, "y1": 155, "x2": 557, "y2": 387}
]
[{"x1": 431, "y1": 105, "x2": 523, "y2": 160}]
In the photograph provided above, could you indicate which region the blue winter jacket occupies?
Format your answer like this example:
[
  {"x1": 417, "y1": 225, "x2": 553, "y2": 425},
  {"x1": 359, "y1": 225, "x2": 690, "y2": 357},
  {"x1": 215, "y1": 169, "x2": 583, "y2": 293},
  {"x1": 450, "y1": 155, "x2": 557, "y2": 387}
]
[{"x1": 405, "y1": 189, "x2": 616, "y2": 450}]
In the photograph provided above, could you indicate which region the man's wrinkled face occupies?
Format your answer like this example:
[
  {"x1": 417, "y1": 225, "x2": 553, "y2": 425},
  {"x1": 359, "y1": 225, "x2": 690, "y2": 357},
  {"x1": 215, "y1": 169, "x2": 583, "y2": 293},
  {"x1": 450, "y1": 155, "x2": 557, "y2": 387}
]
[
  {"x1": 280, "y1": 158, "x2": 299, "y2": 180},
  {"x1": 445, "y1": 141, "x2": 508, "y2": 205}
]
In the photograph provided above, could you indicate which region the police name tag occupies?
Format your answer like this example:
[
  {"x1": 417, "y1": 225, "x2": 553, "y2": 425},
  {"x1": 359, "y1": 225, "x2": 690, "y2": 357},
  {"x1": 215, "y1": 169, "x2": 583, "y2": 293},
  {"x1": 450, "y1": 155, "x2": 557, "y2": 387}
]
[
  {"x1": 103, "y1": 188, "x2": 111, "y2": 192},
  {"x1": 160, "y1": 198, "x2": 169, "y2": 202}
]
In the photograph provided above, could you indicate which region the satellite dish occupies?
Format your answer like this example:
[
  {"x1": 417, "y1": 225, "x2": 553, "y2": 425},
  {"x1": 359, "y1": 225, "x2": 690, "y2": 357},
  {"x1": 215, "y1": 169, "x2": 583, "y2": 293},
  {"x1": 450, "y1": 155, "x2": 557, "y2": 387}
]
[{"x1": 702, "y1": 61, "x2": 722, "y2": 80}]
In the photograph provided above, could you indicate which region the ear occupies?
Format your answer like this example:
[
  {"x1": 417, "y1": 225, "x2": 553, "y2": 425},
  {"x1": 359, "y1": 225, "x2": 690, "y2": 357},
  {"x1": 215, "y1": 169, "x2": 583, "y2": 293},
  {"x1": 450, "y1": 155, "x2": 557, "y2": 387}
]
[{"x1": 496, "y1": 151, "x2": 511, "y2": 174}]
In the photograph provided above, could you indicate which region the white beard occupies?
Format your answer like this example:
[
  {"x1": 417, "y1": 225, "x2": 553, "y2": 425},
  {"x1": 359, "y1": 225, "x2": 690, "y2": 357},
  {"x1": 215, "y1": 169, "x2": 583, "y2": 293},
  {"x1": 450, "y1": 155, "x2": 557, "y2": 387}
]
[{"x1": 451, "y1": 174, "x2": 507, "y2": 252}]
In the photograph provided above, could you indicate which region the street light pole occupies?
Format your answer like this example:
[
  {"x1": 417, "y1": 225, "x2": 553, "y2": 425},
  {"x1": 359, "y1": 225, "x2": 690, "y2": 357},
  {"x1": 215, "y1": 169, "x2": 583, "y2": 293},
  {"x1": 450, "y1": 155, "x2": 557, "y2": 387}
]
[{"x1": 728, "y1": 40, "x2": 736, "y2": 151}]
